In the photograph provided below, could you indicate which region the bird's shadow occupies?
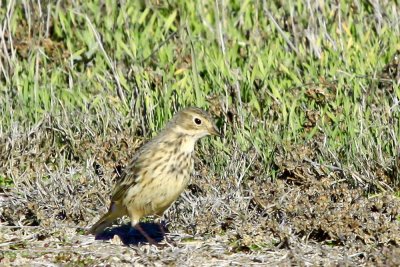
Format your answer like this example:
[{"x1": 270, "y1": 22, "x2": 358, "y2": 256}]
[{"x1": 93, "y1": 222, "x2": 168, "y2": 246}]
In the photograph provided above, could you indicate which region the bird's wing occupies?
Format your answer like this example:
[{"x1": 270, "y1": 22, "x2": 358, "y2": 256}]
[
  {"x1": 111, "y1": 164, "x2": 140, "y2": 202},
  {"x1": 110, "y1": 135, "x2": 162, "y2": 202}
]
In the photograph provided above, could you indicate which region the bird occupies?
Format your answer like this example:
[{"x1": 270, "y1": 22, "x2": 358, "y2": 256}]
[{"x1": 88, "y1": 107, "x2": 220, "y2": 243}]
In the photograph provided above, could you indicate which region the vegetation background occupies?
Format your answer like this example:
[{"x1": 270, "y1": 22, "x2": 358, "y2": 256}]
[{"x1": 1, "y1": 0, "x2": 399, "y2": 265}]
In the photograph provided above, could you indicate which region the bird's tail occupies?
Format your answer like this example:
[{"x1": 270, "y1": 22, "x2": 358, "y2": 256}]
[{"x1": 88, "y1": 207, "x2": 125, "y2": 235}]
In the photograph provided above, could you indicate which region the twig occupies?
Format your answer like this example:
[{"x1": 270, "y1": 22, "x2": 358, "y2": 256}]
[
  {"x1": 141, "y1": 31, "x2": 178, "y2": 63},
  {"x1": 83, "y1": 14, "x2": 127, "y2": 108},
  {"x1": 262, "y1": 0, "x2": 300, "y2": 57}
]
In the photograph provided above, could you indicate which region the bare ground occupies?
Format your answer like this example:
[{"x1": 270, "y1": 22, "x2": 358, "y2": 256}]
[{"x1": 2, "y1": 224, "x2": 399, "y2": 266}]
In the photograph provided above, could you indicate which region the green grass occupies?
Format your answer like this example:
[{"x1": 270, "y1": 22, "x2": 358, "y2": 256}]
[
  {"x1": 0, "y1": 175, "x2": 13, "y2": 188},
  {"x1": 1, "y1": 1, "x2": 399, "y2": 189}
]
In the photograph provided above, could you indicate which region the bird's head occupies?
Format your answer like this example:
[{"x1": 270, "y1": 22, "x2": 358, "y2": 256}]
[{"x1": 170, "y1": 107, "x2": 221, "y2": 140}]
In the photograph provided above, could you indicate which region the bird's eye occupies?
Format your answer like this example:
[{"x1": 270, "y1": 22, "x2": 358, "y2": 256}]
[{"x1": 194, "y1": 118, "x2": 202, "y2": 125}]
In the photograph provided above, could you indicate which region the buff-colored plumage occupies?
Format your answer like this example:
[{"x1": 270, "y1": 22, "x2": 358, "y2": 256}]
[{"x1": 89, "y1": 107, "x2": 220, "y2": 236}]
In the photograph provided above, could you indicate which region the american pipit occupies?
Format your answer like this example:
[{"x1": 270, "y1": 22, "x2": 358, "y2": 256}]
[{"x1": 89, "y1": 107, "x2": 220, "y2": 242}]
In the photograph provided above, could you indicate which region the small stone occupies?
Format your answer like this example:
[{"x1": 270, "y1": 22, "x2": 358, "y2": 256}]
[{"x1": 110, "y1": 235, "x2": 123, "y2": 245}]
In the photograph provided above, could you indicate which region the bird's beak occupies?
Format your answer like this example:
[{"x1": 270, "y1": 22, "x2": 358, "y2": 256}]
[{"x1": 210, "y1": 124, "x2": 222, "y2": 137}]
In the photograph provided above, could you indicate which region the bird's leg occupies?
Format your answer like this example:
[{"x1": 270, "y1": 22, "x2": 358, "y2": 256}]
[
  {"x1": 157, "y1": 219, "x2": 167, "y2": 237},
  {"x1": 133, "y1": 222, "x2": 158, "y2": 246},
  {"x1": 155, "y1": 217, "x2": 174, "y2": 245}
]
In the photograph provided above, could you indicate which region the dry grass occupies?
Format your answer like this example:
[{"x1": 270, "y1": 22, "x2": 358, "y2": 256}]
[{"x1": 1, "y1": 112, "x2": 400, "y2": 265}]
